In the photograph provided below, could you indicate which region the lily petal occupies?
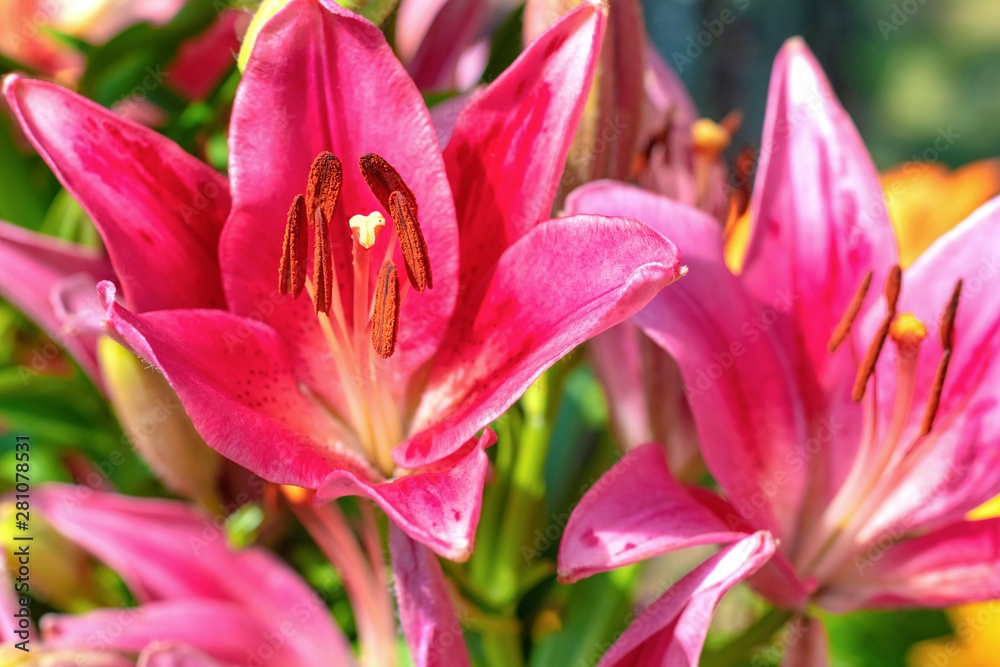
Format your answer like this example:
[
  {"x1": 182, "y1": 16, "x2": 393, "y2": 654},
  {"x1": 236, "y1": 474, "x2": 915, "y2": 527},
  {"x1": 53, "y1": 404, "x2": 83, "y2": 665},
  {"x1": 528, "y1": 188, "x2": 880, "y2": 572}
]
[
  {"x1": 558, "y1": 444, "x2": 746, "y2": 583},
  {"x1": 34, "y1": 484, "x2": 353, "y2": 662},
  {"x1": 389, "y1": 522, "x2": 472, "y2": 667},
  {"x1": 222, "y1": 0, "x2": 458, "y2": 395},
  {"x1": 99, "y1": 285, "x2": 371, "y2": 489},
  {"x1": 743, "y1": 39, "x2": 898, "y2": 398},
  {"x1": 138, "y1": 643, "x2": 226, "y2": 667},
  {"x1": 0, "y1": 220, "x2": 112, "y2": 380},
  {"x1": 3, "y1": 75, "x2": 230, "y2": 312},
  {"x1": 403, "y1": 0, "x2": 487, "y2": 90},
  {"x1": 43, "y1": 602, "x2": 272, "y2": 666},
  {"x1": 596, "y1": 532, "x2": 776, "y2": 667},
  {"x1": 823, "y1": 518, "x2": 1000, "y2": 612},
  {"x1": 565, "y1": 181, "x2": 806, "y2": 540},
  {"x1": 401, "y1": 213, "x2": 683, "y2": 468},
  {"x1": 318, "y1": 430, "x2": 495, "y2": 561},
  {"x1": 443, "y1": 2, "x2": 604, "y2": 305},
  {"x1": 741, "y1": 40, "x2": 898, "y2": 507}
]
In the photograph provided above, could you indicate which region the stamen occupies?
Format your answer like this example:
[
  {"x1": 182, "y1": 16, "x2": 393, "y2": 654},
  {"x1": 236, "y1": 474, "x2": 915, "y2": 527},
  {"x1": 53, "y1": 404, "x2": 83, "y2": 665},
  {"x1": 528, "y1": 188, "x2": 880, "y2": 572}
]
[
  {"x1": 828, "y1": 270, "x2": 873, "y2": 353},
  {"x1": 939, "y1": 280, "x2": 963, "y2": 351},
  {"x1": 921, "y1": 349, "x2": 952, "y2": 436},
  {"x1": 279, "y1": 195, "x2": 308, "y2": 297},
  {"x1": 920, "y1": 281, "x2": 962, "y2": 436},
  {"x1": 885, "y1": 264, "x2": 902, "y2": 313},
  {"x1": 388, "y1": 191, "x2": 433, "y2": 292},
  {"x1": 313, "y1": 208, "x2": 334, "y2": 314},
  {"x1": 372, "y1": 261, "x2": 401, "y2": 359},
  {"x1": 350, "y1": 212, "x2": 386, "y2": 249},
  {"x1": 306, "y1": 152, "x2": 343, "y2": 225},
  {"x1": 359, "y1": 153, "x2": 417, "y2": 215},
  {"x1": 852, "y1": 315, "x2": 891, "y2": 402},
  {"x1": 850, "y1": 265, "x2": 904, "y2": 401}
]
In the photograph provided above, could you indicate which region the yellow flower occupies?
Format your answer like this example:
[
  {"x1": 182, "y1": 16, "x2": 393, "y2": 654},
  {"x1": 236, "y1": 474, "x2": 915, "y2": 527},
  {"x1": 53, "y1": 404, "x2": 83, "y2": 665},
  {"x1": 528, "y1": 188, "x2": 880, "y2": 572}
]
[{"x1": 882, "y1": 159, "x2": 1000, "y2": 268}]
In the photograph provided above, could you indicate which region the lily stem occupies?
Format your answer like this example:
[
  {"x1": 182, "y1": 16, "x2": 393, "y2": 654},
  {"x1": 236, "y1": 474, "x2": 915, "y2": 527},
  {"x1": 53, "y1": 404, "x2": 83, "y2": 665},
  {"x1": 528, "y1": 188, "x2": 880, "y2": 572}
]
[{"x1": 700, "y1": 607, "x2": 794, "y2": 667}]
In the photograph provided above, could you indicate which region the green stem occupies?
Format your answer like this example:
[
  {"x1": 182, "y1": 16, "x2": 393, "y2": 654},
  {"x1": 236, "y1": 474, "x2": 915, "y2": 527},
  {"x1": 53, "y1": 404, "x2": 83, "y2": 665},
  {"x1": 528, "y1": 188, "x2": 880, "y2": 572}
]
[
  {"x1": 700, "y1": 608, "x2": 794, "y2": 667},
  {"x1": 478, "y1": 625, "x2": 524, "y2": 667}
]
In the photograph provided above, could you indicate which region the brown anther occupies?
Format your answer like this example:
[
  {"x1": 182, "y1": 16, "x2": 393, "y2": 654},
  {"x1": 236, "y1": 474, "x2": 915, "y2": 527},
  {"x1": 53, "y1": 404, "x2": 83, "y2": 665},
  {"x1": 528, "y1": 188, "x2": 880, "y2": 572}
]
[
  {"x1": 388, "y1": 190, "x2": 433, "y2": 292},
  {"x1": 372, "y1": 261, "x2": 401, "y2": 358},
  {"x1": 920, "y1": 349, "x2": 952, "y2": 436},
  {"x1": 939, "y1": 280, "x2": 963, "y2": 351},
  {"x1": 312, "y1": 208, "x2": 334, "y2": 315},
  {"x1": 359, "y1": 153, "x2": 417, "y2": 216},
  {"x1": 306, "y1": 152, "x2": 343, "y2": 226},
  {"x1": 279, "y1": 195, "x2": 308, "y2": 297},
  {"x1": 884, "y1": 264, "x2": 902, "y2": 314},
  {"x1": 852, "y1": 314, "x2": 892, "y2": 402},
  {"x1": 828, "y1": 270, "x2": 873, "y2": 353}
]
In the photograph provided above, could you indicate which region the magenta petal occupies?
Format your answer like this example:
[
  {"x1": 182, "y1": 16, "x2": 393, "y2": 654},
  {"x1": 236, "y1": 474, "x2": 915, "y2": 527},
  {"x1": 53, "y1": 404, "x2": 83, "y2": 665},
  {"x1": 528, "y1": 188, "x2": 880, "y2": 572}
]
[
  {"x1": 558, "y1": 444, "x2": 746, "y2": 583},
  {"x1": 34, "y1": 484, "x2": 353, "y2": 662},
  {"x1": 404, "y1": 0, "x2": 487, "y2": 90},
  {"x1": 597, "y1": 532, "x2": 776, "y2": 667},
  {"x1": 823, "y1": 518, "x2": 1000, "y2": 611},
  {"x1": 3, "y1": 76, "x2": 230, "y2": 312},
  {"x1": 222, "y1": 0, "x2": 458, "y2": 389},
  {"x1": 0, "y1": 220, "x2": 113, "y2": 381},
  {"x1": 742, "y1": 39, "x2": 897, "y2": 416},
  {"x1": 861, "y1": 197, "x2": 1000, "y2": 537},
  {"x1": 138, "y1": 644, "x2": 226, "y2": 667},
  {"x1": 43, "y1": 602, "x2": 270, "y2": 666},
  {"x1": 443, "y1": 3, "x2": 604, "y2": 295},
  {"x1": 566, "y1": 182, "x2": 807, "y2": 540},
  {"x1": 389, "y1": 522, "x2": 471, "y2": 667},
  {"x1": 781, "y1": 617, "x2": 829, "y2": 667},
  {"x1": 399, "y1": 213, "x2": 682, "y2": 468},
  {"x1": 318, "y1": 430, "x2": 494, "y2": 561},
  {"x1": 100, "y1": 287, "x2": 371, "y2": 488}
]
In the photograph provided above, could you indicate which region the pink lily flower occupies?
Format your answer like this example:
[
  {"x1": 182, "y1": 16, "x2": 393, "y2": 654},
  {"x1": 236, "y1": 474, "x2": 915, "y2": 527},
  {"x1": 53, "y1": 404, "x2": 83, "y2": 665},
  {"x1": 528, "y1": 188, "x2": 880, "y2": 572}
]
[
  {"x1": 83, "y1": 0, "x2": 680, "y2": 561},
  {"x1": 1, "y1": 483, "x2": 354, "y2": 667},
  {"x1": 559, "y1": 38, "x2": 1000, "y2": 665}
]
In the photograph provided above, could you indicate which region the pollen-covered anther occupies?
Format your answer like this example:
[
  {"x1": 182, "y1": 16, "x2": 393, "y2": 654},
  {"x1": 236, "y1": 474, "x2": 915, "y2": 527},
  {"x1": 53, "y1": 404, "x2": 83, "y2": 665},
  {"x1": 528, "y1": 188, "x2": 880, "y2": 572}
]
[
  {"x1": 388, "y1": 190, "x2": 433, "y2": 292},
  {"x1": 312, "y1": 208, "x2": 334, "y2": 315},
  {"x1": 279, "y1": 195, "x2": 308, "y2": 297},
  {"x1": 359, "y1": 153, "x2": 417, "y2": 215},
  {"x1": 372, "y1": 261, "x2": 401, "y2": 359},
  {"x1": 306, "y1": 152, "x2": 343, "y2": 225},
  {"x1": 852, "y1": 266, "x2": 904, "y2": 402},
  {"x1": 350, "y1": 212, "x2": 386, "y2": 249},
  {"x1": 921, "y1": 280, "x2": 963, "y2": 436},
  {"x1": 939, "y1": 279, "x2": 963, "y2": 351},
  {"x1": 828, "y1": 269, "x2": 873, "y2": 353}
]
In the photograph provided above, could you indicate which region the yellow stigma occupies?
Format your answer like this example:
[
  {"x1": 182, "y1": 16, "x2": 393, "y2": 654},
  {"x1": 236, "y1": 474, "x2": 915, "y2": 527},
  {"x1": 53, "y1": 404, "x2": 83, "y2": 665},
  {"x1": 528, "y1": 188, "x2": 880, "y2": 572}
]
[
  {"x1": 349, "y1": 212, "x2": 386, "y2": 249},
  {"x1": 692, "y1": 118, "x2": 733, "y2": 155},
  {"x1": 889, "y1": 312, "x2": 928, "y2": 345}
]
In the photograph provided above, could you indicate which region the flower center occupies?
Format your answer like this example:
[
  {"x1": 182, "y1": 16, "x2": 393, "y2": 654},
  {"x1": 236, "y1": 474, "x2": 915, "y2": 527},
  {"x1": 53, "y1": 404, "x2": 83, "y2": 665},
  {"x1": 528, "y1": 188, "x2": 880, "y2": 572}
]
[
  {"x1": 794, "y1": 267, "x2": 965, "y2": 580},
  {"x1": 277, "y1": 151, "x2": 433, "y2": 476}
]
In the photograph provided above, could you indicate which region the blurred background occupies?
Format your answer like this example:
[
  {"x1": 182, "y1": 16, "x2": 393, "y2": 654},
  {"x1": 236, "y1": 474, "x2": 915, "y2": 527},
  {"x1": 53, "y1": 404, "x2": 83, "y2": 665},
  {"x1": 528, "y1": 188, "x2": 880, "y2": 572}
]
[
  {"x1": 646, "y1": 0, "x2": 1000, "y2": 169},
  {"x1": 1, "y1": 1, "x2": 999, "y2": 666}
]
